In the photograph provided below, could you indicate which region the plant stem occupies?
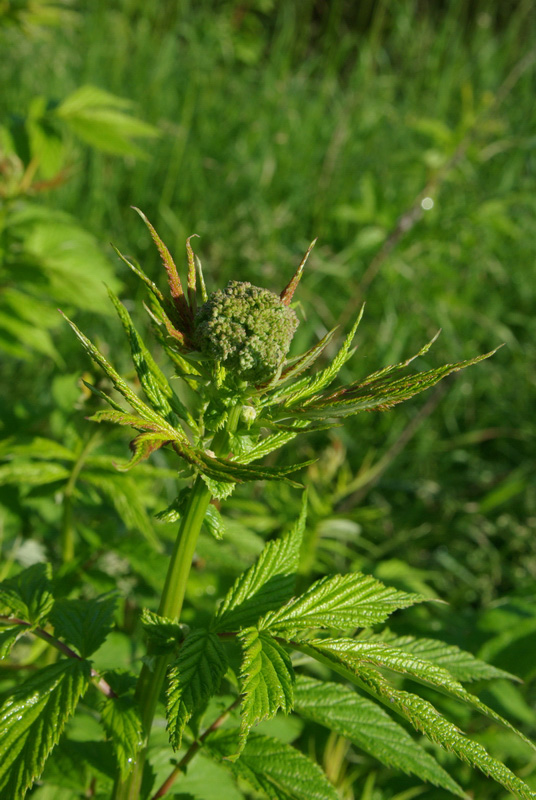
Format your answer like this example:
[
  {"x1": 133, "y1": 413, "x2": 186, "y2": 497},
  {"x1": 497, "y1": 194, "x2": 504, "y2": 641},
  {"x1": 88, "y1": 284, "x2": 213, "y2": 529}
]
[
  {"x1": 150, "y1": 698, "x2": 240, "y2": 799},
  {"x1": 61, "y1": 432, "x2": 100, "y2": 564},
  {"x1": 112, "y1": 404, "x2": 242, "y2": 800}
]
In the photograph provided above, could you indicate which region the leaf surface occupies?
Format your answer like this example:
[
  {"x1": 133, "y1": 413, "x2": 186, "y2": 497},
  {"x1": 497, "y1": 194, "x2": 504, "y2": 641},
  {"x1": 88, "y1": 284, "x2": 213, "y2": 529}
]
[
  {"x1": 100, "y1": 693, "x2": 143, "y2": 779},
  {"x1": 213, "y1": 496, "x2": 306, "y2": 632},
  {"x1": 237, "y1": 628, "x2": 294, "y2": 753},
  {"x1": 207, "y1": 730, "x2": 339, "y2": 800},
  {"x1": 0, "y1": 563, "x2": 53, "y2": 624},
  {"x1": 260, "y1": 572, "x2": 424, "y2": 634},
  {"x1": 166, "y1": 629, "x2": 228, "y2": 750},
  {"x1": 294, "y1": 676, "x2": 464, "y2": 797},
  {"x1": 0, "y1": 659, "x2": 91, "y2": 799},
  {"x1": 50, "y1": 595, "x2": 117, "y2": 658}
]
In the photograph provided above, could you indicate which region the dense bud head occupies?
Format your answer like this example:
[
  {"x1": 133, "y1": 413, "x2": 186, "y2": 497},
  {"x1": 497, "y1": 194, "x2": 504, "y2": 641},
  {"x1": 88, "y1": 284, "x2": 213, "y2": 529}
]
[{"x1": 194, "y1": 281, "x2": 299, "y2": 383}]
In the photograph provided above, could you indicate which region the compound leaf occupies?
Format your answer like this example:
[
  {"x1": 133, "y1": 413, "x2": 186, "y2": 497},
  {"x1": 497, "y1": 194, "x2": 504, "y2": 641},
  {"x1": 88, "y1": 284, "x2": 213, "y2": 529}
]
[
  {"x1": 352, "y1": 667, "x2": 536, "y2": 800},
  {"x1": 309, "y1": 638, "x2": 536, "y2": 752},
  {"x1": 366, "y1": 633, "x2": 516, "y2": 683},
  {"x1": 294, "y1": 675, "x2": 464, "y2": 797}
]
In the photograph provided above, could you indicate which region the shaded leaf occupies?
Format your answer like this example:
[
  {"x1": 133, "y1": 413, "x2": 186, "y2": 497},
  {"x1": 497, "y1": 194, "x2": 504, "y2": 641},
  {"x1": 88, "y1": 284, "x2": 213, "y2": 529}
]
[
  {"x1": 100, "y1": 692, "x2": 143, "y2": 779},
  {"x1": 294, "y1": 676, "x2": 464, "y2": 797},
  {"x1": 166, "y1": 629, "x2": 228, "y2": 750},
  {"x1": 0, "y1": 625, "x2": 28, "y2": 660},
  {"x1": 207, "y1": 730, "x2": 339, "y2": 800},
  {"x1": 0, "y1": 563, "x2": 53, "y2": 625},
  {"x1": 50, "y1": 595, "x2": 117, "y2": 658},
  {"x1": 140, "y1": 608, "x2": 185, "y2": 655}
]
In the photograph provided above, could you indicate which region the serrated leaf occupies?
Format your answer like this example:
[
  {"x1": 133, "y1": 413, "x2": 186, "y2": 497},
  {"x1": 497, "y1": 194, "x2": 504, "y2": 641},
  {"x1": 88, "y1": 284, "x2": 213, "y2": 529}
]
[
  {"x1": 81, "y1": 471, "x2": 161, "y2": 549},
  {"x1": 0, "y1": 460, "x2": 71, "y2": 487},
  {"x1": 213, "y1": 495, "x2": 306, "y2": 632},
  {"x1": 234, "y1": 431, "x2": 298, "y2": 465},
  {"x1": 368, "y1": 633, "x2": 517, "y2": 682},
  {"x1": 309, "y1": 638, "x2": 536, "y2": 752},
  {"x1": 0, "y1": 659, "x2": 91, "y2": 799},
  {"x1": 350, "y1": 666, "x2": 536, "y2": 800},
  {"x1": 100, "y1": 693, "x2": 143, "y2": 779},
  {"x1": 107, "y1": 289, "x2": 193, "y2": 427},
  {"x1": 294, "y1": 675, "x2": 465, "y2": 797},
  {"x1": 0, "y1": 625, "x2": 28, "y2": 659},
  {"x1": 260, "y1": 572, "x2": 424, "y2": 634},
  {"x1": 61, "y1": 313, "x2": 178, "y2": 434},
  {"x1": 116, "y1": 431, "x2": 170, "y2": 471},
  {"x1": 267, "y1": 328, "x2": 338, "y2": 398},
  {"x1": 0, "y1": 563, "x2": 53, "y2": 624},
  {"x1": 287, "y1": 348, "x2": 499, "y2": 421},
  {"x1": 197, "y1": 450, "x2": 314, "y2": 486},
  {"x1": 0, "y1": 438, "x2": 75, "y2": 462},
  {"x1": 200, "y1": 473, "x2": 236, "y2": 500},
  {"x1": 166, "y1": 629, "x2": 228, "y2": 750},
  {"x1": 140, "y1": 608, "x2": 185, "y2": 654},
  {"x1": 279, "y1": 308, "x2": 365, "y2": 408},
  {"x1": 50, "y1": 595, "x2": 116, "y2": 658},
  {"x1": 207, "y1": 730, "x2": 339, "y2": 800},
  {"x1": 204, "y1": 503, "x2": 226, "y2": 540},
  {"x1": 237, "y1": 628, "x2": 294, "y2": 753}
]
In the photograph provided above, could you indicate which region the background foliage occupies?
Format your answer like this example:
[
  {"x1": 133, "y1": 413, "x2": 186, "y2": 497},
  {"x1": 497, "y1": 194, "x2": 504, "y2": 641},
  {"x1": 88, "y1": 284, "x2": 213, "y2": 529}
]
[{"x1": 1, "y1": 1, "x2": 535, "y2": 798}]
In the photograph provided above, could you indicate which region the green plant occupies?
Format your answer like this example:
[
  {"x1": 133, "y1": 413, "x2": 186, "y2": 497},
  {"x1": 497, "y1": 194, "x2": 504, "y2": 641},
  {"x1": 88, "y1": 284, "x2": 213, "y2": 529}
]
[{"x1": 0, "y1": 213, "x2": 534, "y2": 800}]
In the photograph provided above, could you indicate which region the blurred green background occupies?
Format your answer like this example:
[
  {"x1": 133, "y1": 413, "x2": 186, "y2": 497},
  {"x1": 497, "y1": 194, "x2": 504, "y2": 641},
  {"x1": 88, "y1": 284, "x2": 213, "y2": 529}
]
[{"x1": 1, "y1": 1, "x2": 535, "y2": 797}]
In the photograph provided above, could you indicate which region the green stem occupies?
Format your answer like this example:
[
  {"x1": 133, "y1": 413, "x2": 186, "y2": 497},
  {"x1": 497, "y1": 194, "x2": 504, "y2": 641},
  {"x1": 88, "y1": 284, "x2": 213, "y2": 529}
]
[
  {"x1": 112, "y1": 405, "x2": 242, "y2": 800},
  {"x1": 61, "y1": 432, "x2": 100, "y2": 564}
]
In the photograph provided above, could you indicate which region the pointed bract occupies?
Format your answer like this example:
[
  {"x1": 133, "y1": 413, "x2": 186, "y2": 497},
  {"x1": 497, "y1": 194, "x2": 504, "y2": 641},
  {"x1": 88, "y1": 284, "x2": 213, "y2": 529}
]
[{"x1": 280, "y1": 239, "x2": 317, "y2": 306}]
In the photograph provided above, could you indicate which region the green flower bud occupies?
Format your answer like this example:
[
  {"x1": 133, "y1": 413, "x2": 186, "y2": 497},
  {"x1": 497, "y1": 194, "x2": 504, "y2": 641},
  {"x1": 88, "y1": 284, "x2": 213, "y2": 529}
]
[{"x1": 194, "y1": 281, "x2": 298, "y2": 383}]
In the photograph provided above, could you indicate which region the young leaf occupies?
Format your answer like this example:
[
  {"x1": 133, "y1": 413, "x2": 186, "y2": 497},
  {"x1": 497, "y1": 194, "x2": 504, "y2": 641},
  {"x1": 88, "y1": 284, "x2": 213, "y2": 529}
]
[
  {"x1": 267, "y1": 328, "x2": 338, "y2": 398},
  {"x1": 237, "y1": 628, "x2": 295, "y2": 754},
  {"x1": 100, "y1": 693, "x2": 143, "y2": 779},
  {"x1": 140, "y1": 608, "x2": 185, "y2": 655},
  {"x1": 279, "y1": 307, "x2": 365, "y2": 408},
  {"x1": 293, "y1": 675, "x2": 465, "y2": 797},
  {"x1": 260, "y1": 572, "x2": 424, "y2": 634},
  {"x1": 204, "y1": 503, "x2": 226, "y2": 540},
  {"x1": 50, "y1": 595, "x2": 117, "y2": 658},
  {"x1": 166, "y1": 629, "x2": 228, "y2": 750},
  {"x1": 0, "y1": 659, "x2": 91, "y2": 799},
  {"x1": 0, "y1": 625, "x2": 28, "y2": 660},
  {"x1": 207, "y1": 730, "x2": 339, "y2": 800},
  {"x1": 107, "y1": 288, "x2": 193, "y2": 427},
  {"x1": 213, "y1": 495, "x2": 306, "y2": 632},
  {"x1": 0, "y1": 563, "x2": 54, "y2": 625},
  {"x1": 62, "y1": 312, "x2": 179, "y2": 434},
  {"x1": 234, "y1": 431, "x2": 298, "y2": 466},
  {"x1": 286, "y1": 349, "x2": 498, "y2": 421},
  {"x1": 351, "y1": 666, "x2": 536, "y2": 800}
]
